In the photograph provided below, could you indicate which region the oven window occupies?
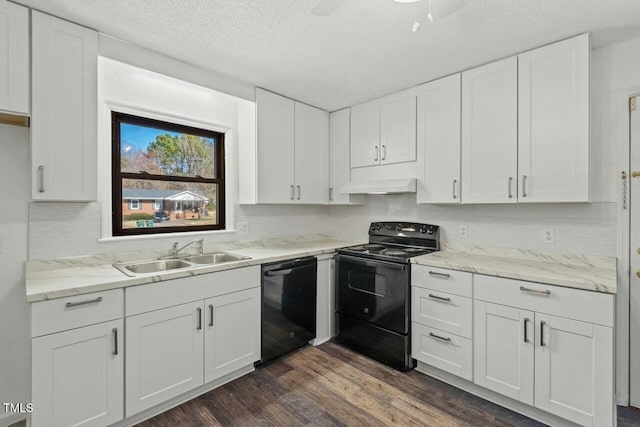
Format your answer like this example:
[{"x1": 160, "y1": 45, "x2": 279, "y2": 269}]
[{"x1": 347, "y1": 269, "x2": 387, "y2": 297}]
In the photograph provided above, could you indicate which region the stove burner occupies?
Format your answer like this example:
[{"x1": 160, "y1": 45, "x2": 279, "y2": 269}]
[
  {"x1": 363, "y1": 244, "x2": 384, "y2": 250},
  {"x1": 381, "y1": 249, "x2": 408, "y2": 257}
]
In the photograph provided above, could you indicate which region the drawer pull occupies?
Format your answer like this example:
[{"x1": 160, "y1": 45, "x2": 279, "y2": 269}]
[
  {"x1": 519, "y1": 286, "x2": 550, "y2": 296},
  {"x1": 428, "y1": 271, "x2": 451, "y2": 278},
  {"x1": 112, "y1": 328, "x2": 118, "y2": 355},
  {"x1": 540, "y1": 320, "x2": 546, "y2": 346},
  {"x1": 429, "y1": 332, "x2": 452, "y2": 343},
  {"x1": 209, "y1": 304, "x2": 214, "y2": 327},
  {"x1": 65, "y1": 296, "x2": 103, "y2": 308},
  {"x1": 428, "y1": 293, "x2": 451, "y2": 303},
  {"x1": 523, "y1": 317, "x2": 530, "y2": 343}
]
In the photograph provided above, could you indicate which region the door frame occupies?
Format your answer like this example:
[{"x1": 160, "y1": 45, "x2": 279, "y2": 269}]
[{"x1": 617, "y1": 87, "x2": 640, "y2": 406}]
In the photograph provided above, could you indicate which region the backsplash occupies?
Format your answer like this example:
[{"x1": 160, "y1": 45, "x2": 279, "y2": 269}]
[{"x1": 329, "y1": 195, "x2": 617, "y2": 256}]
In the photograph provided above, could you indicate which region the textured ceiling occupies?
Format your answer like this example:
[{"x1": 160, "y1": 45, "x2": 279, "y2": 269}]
[{"x1": 14, "y1": 0, "x2": 640, "y2": 111}]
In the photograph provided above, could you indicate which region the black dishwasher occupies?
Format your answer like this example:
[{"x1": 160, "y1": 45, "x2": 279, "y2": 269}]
[{"x1": 259, "y1": 257, "x2": 317, "y2": 365}]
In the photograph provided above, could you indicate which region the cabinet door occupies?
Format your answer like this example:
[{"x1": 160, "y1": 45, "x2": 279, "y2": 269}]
[
  {"x1": 474, "y1": 301, "x2": 534, "y2": 405},
  {"x1": 294, "y1": 102, "x2": 329, "y2": 204},
  {"x1": 32, "y1": 319, "x2": 123, "y2": 427},
  {"x1": 126, "y1": 301, "x2": 204, "y2": 417},
  {"x1": 518, "y1": 34, "x2": 589, "y2": 202},
  {"x1": 380, "y1": 94, "x2": 416, "y2": 165},
  {"x1": 329, "y1": 108, "x2": 354, "y2": 204},
  {"x1": 417, "y1": 74, "x2": 461, "y2": 203},
  {"x1": 535, "y1": 314, "x2": 614, "y2": 427},
  {"x1": 350, "y1": 104, "x2": 380, "y2": 168},
  {"x1": 31, "y1": 11, "x2": 97, "y2": 201},
  {"x1": 256, "y1": 88, "x2": 295, "y2": 203},
  {"x1": 0, "y1": 1, "x2": 28, "y2": 115},
  {"x1": 461, "y1": 57, "x2": 517, "y2": 203},
  {"x1": 205, "y1": 288, "x2": 260, "y2": 383}
]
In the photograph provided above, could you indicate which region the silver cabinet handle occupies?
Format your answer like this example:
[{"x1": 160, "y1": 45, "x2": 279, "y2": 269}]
[
  {"x1": 112, "y1": 328, "x2": 118, "y2": 355},
  {"x1": 209, "y1": 304, "x2": 214, "y2": 327},
  {"x1": 374, "y1": 145, "x2": 379, "y2": 161},
  {"x1": 523, "y1": 318, "x2": 530, "y2": 343},
  {"x1": 296, "y1": 185, "x2": 301, "y2": 200},
  {"x1": 381, "y1": 145, "x2": 386, "y2": 161},
  {"x1": 329, "y1": 187, "x2": 333, "y2": 202},
  {"x1": 197, "y1": 307, "x2": 202, "y2": 330},
  {"x1": 452, "y1": 179, "x2": 457, "y2": 199},
  {"x1": 540, "y1": 320, "x2": 546, "y2": 346},
  {"x1": 65, "y1": 296, "x2": 103, "y2": 308},
  {"x1": 522, "y1": 175, "x2": 528, "y2": 198},
  {"x1": 428, "y1": 293, "x2": 451, "y2": 303},
  {"x1": 429, "y1": 332, "x2": 452, "y2": 343},
  {"x1": 508, "y1": 177, "x2": 513, "y2": 199},
  {"x1": 38, "y1": 165, "x2": 45, "y2": 193},
  {"x1": 290, "y1": 185, "x2": 294, "y2": 200},
  {"x1": 428, "y1": 271, "x2": 450, "y2": 278},
  {"x1": 519, "y1": 286, "x2": 550, "y2": 296}
]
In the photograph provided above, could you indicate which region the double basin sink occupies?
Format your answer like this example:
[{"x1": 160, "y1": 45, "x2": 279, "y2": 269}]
[{"x1": 113, "y1": 252, "x2": 250, "y2": 277}]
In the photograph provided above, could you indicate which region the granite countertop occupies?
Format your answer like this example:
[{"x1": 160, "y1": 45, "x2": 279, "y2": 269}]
[
  {"x1": 412, "y1": 244, "x2": 617, "y2": 294},
  {"x1": 26, "y1": 235, "x2": 362, "y2": 303}
]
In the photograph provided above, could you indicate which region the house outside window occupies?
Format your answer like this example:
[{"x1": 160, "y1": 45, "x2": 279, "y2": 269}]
[{"x1": 112, "y1": 112, "x2": 225, "y2": 236}]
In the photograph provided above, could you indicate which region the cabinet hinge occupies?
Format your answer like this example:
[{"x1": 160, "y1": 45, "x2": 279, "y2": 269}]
[{"x1": 631, "y1": 96, "x2": 637, "y2": 112}]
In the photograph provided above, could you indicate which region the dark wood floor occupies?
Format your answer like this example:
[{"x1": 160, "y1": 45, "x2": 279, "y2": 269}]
[{"x1": 138, "y1": 341, "x2": 547, "y2": 427}]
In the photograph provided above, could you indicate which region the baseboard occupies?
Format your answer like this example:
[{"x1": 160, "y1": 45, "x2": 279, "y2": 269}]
[
  {"x1": 110, "y1": 364, "x2": 254, "y2": 427},
  {"x1": 416, "y1": 362, "x2": 583, "y2": 427},
  {"x1": 0, "y1": 412, "x2": 27, "y2": 427}
]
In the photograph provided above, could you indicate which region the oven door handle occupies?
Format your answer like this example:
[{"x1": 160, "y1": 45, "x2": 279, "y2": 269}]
[
  {"x1": 264, "y1": 268, "x2": 294, "y2": 277},
  {"x1": 347, "y1": 283, "x2": 385, "y2": 297},
  {"x1": 335, "y1": 254, "x2": 407, "y2": 270}
]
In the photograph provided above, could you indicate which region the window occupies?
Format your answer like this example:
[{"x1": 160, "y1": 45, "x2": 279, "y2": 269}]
[{"x1": 112, "y1": 112, "x2": 225, "y2": 236}]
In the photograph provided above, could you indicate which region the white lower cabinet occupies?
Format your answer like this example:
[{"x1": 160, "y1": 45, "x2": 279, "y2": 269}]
[
  {"x1": 204, "y1": 288, "x2": 261, "y2": 383},
  {"x1": 31, "y1": 319, "x2": 124, "y2": 427},
  {"x1": 125, "y1": 301, "x2": 204, "y2": 416},
  {"x1": 473, "y1": 275, "x2": 614, "y2": 427}
]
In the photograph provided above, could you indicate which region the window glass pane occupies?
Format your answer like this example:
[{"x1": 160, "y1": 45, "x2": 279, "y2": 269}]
[
  {"x1": 120, "y1": 179, "x2": 219, "y2": 230},
  {"x1": 120, "y1": 122, "x2": 216, "y2": 178}
]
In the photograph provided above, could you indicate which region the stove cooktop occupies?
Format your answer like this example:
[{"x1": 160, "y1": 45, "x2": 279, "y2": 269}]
[{"x1": 338, "y1": 243, "x2": 436, "y2": 262}]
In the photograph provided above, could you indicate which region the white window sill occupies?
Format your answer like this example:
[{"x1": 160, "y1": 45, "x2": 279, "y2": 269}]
[{"x1": 98, "y1": 229, "x2": 238, "y2": 243}]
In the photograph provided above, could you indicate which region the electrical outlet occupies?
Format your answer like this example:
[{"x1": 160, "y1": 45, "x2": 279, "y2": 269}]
[
  {"x1": 237, "y1": 222, "x2": 249, "y2": 235},
  {"x1": 459, "y1": 225, "x2": 468, "y2": 238},
  {"x1": 543, "y1": 229, "x2": 555, "y2": 244},
  {"x1": 354, "y1": 221, "x2": 359, "y2": 230}
]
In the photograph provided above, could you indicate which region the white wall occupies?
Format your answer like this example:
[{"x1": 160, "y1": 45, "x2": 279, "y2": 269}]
[{"x1": 0, "y1": 125, "x2": 30, "y2": 424}]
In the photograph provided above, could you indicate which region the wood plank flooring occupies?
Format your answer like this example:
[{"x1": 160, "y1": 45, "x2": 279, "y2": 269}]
[{"x1": 137, "y1": 341, "x2": 546, "y2": 427}]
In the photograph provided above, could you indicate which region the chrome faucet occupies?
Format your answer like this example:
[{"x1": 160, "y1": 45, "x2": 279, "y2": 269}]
[{"x1": 171, "y1": 238, "x2": 204, "y2": 256}]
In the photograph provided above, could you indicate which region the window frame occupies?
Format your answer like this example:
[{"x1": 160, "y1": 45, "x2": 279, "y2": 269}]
[
  {"x1": 129, "y1": 199, "x2": 141, "y2": 210},
  {"x1": 153, "y1": 199, "x2": 162, "y2": 210},
  {"x1": 111, "y1": 112, "x2": 226, "y2": 236}
]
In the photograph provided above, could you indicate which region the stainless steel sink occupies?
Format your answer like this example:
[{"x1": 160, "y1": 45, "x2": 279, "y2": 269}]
[
  {"x1": 181, "y1": 252, "x2": 248, "y2": 265},
  {"x1": 113, "y1": 252, "x2": 250, "y2": 276}
]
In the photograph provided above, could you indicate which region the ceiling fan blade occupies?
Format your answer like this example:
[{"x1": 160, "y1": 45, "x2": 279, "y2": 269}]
[
  {"x1": 434, "y1": 0, "x2": 466, "y2": 18},
  {"x1": 311, "y1": 0, "x2": 349, "y2": 16}
]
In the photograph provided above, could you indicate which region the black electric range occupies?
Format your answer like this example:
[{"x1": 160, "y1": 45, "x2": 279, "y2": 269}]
[{"x1": 334, "y1": 221, "x2": 440, "y2": 371}]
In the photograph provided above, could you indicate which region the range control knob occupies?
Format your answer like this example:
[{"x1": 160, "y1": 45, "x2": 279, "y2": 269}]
[
  {"x1": 376, "y1": 224, "x2": 381, "y2": 231},
  {"x1": 364, "y1": 307, "x2": 369, "y2": 314},
  {"x1": 396, "y1": 225, "x2": 402, "y2": 231},
  {"x1": 420, "y1": 227, "x2": 427, "y2": 233},
  {"x1": 427, "y1": 229, "x2": 434, "y2": 234}
]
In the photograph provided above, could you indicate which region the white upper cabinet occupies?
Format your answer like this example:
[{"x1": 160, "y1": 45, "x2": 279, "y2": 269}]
[
  {"x1": 294, "y1": 101, "x2": 329, "y2": 204},
  {"x1": 518, "y1": 34, "x2": 590, "y2": 202},
  {"x1": 417, "y1": 74, "x2": 462, "y2": 204},
  {"x1": 256, "y1": 88, "x2": 328, "y2": 204},
  {"x1": 256, "y1": 88, "x2": 296, "y2": 203},
  {"x1": 350, "y1": 91, "x2": 417, "y2": 169},
  {"x1": 350, "y1": 104, "x2": 380, "y2": 168},
  {"x1": 31, "y1": 11, "x2": 97, "y2": 201},
  {"x1": 461, "y1": 57, "x2": 518, "y2": 204},
  {"x1": 0, "y1": 1, "x2": 29, "y2": 116}
]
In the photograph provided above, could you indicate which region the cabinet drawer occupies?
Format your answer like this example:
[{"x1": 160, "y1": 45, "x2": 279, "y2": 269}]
[
  {"x1": 412, "y1": 287, "x2": 472, "y2": 338},
  {"x1": 411, "y1": 265, "x2": 472, "y2": 297},
  {"x1": 32, "y1": 289, "x2": 123, "y2": 337},
  {"x1": 411, "y1": 323, "x2": 472, "y2": 381},
  {"x1": 474, "y1": 275, "x2": 614, "y2": 327}
]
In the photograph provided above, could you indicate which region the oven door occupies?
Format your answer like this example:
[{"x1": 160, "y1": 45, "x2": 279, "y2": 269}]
[{"x1": 335, "y1": 254, "x2": 409, "y2": 335}]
